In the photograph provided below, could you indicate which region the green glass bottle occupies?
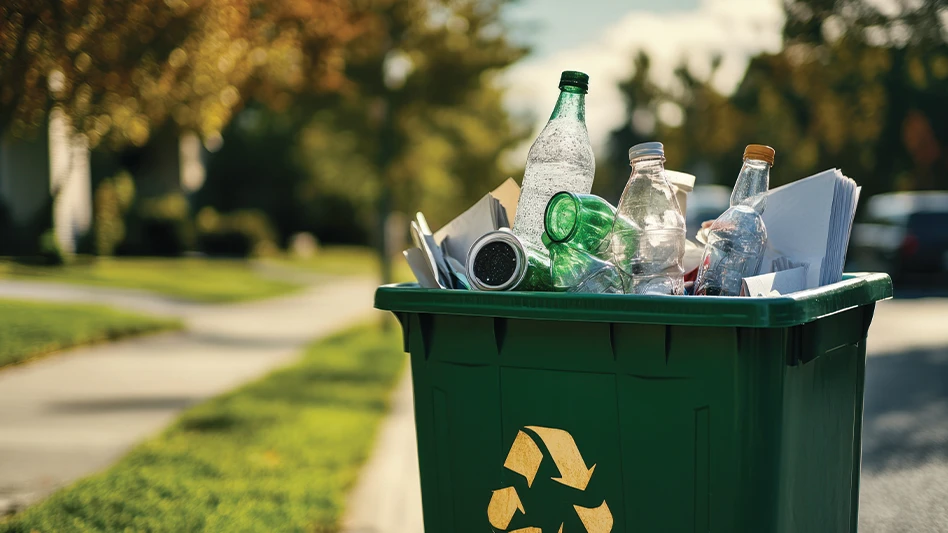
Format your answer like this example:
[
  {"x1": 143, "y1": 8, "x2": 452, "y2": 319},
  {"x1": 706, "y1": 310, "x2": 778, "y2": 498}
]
[
  {"x1": 544, "y1": 191, "x2": 616, "y2": 258},
  {"x1": 540, "y1": 226, "x2": 624, "y2": 294},
  {"x1": 545, "y1": 239, "x2": 625, "y2": 294},
  {"x1": 512, "y1": 71, "x2": 595, "y2": 251}
]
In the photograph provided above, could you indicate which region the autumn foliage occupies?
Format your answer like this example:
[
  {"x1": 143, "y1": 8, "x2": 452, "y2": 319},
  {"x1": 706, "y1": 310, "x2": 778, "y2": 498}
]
[{"x1": 0, "y1": 0, "x2": 364, "y2": 147}]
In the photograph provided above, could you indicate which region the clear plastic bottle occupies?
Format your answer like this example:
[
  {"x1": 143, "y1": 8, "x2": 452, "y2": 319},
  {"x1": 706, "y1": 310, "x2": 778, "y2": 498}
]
[
  {"x1": 609, "y1": 142, "x2": 686, "y2": 295},
  {"x1": 512, "y1": 71, "x2": 595, "y2": 250},
  {"x1": 694, "y1": 145, "x2": 774, "y2": 296}
]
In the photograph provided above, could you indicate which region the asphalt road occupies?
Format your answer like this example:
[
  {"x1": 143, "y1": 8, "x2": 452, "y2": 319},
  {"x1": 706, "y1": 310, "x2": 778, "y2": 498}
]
[{"x1": 859, "y1": 296, "x2": 948, "y2": 532}]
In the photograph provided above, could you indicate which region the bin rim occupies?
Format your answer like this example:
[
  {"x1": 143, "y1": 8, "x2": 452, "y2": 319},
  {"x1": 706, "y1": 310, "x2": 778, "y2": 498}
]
[{"x1": 374, "y1": 272, "x2": 892, "y2": 328}]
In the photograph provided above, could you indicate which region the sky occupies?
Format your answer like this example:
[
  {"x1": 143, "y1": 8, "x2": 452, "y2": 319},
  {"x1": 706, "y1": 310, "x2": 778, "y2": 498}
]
[{"x1": 501, "y1": 0, "x2": 786, "y2": 156}]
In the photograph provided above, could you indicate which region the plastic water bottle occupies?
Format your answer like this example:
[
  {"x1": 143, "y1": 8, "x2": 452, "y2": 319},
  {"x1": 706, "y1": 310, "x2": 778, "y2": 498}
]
[
  {"x1": 694, "y1": 145, "x2": 774, "y2": 296},
  {"x1": 609, "y1": 142, "x2": 686, "y2": 295},
  {"x1": 512, "y1": 71, "x2": 595, "y2": 251}
]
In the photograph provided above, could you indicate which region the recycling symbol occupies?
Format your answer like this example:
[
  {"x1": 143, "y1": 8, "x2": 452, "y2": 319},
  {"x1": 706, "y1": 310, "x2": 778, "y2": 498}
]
[{"x1": 487, "y1": 426, "x2": 613, "y2": 533}]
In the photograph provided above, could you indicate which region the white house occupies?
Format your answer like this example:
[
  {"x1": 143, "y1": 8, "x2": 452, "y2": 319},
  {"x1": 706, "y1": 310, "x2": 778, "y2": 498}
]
[{"x1": 0, "y1": 109, "x2": 91, "y2": 255}]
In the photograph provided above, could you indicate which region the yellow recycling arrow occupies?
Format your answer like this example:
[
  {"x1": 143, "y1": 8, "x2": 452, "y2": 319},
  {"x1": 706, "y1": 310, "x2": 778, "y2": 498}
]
[
  {"x1": 508, "y1": 525, "x2": 562, "y2": 533},
  {"x1": 574, "y1": 501, "x2": 613, "y2": 533},
  {"x1": 526, "y1": 426, "x2": 596, "y2": 491},
  {"x1": 504, "y1": 430, "x2": 544, "y2": 488},
  {"x1": 488, "y1": 486, "x2": 525, "y2": 529}
]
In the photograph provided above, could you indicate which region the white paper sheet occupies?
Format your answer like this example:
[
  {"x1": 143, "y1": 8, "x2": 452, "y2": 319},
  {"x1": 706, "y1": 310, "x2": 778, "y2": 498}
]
[
  {"x1": 403, "y1": 248, "x2": 440, "y2": 289},
  {"x1": 433, "y1": 197, "x2": 497, "y2": 266},
  {"x1": 683, "y1": 239, "x2": 704, "y2": 273},
  {"x1": 742, "y1": 267, "x2": 808, "y2": 297},
  {"x1": 759, "y1": 170, "x2": 838, "y2": 289},
  {"x1": 411, "y1": 221, "x2": 448, "y2": 288},
  {"x1": 758, "y1": 168, "x2": 860, "y2": 290},
  {"x1": 433, "y1": 178, "x2": 520, "y2": 266}
]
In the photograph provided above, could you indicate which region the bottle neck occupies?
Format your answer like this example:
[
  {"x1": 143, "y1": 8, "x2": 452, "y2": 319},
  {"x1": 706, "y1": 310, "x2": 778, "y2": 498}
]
[
  {"x1": 550, "y1": 87, "x2": 586, "y2": 122},
  {"x1": 630, "y1": 157, "x2": 666, "y2": 180},
  {"x1": 732, "y1": 158, "x2": 771, "y2": 212}
]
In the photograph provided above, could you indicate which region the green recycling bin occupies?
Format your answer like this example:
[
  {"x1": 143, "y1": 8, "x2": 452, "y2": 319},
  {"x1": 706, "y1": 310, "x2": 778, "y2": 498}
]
[{"x1": 374, "y1": 272, "x2": 892, "y2": 533}]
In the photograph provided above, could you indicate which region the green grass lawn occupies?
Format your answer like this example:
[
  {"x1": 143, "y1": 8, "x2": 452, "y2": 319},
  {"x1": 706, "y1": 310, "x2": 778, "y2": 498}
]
[
  {"x1": 0, "y1": 322, "x2": 405, "y2": 533},
  {"x1": 268, "y1": 246, "x2": 415, "y2": 283},
  {"x1": 265, "y1": 246, "x2": 381, "y2": 277},
  {"x1": 0, "y1": 299, "x2": 181, "y2": 368},
  {"x1": 0, "y1": 257, "x2": 302, "y2": 303},
  {"x1": 0, "y1": 247, "x2": 410, "y2": 303}
]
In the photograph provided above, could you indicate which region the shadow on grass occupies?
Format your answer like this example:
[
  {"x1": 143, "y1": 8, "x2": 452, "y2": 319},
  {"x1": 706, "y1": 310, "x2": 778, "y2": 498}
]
[
  {"x1": 171, "y1": 329, "x2": 403, "y2": 438},
  {"x1": 183, "y1": 331, "x2": 305, "y2": 351},
  {"x1": 46, "y1": 396, "x2": 200, "y2": 414},
  {"x1": 177, "y1": 411, "x2": 245, "y2": 433}
]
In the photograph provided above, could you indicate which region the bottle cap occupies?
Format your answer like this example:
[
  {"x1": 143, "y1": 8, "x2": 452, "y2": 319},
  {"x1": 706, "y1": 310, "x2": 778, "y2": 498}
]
[
  {"x1": 743, "y1": 144, "x2": 775, "y2": 165},
  {"x1": 628, "y1": 142, "x2": 665, "y2": 161},
  {"x1": 559, "y1": 71, "x2": 589, "y2": 92}
]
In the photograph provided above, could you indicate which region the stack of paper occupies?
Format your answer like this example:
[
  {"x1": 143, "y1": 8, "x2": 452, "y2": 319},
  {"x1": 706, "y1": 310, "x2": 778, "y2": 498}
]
[
  {"x1": 403, "y1": 178, "x2": 519, "y2": 289},
  {"x1": 757, "y1": 169, "x2": 860, "y2": 289},
  {"x1": 821, "y1": 173, "x2": 860, "y2": 286}
]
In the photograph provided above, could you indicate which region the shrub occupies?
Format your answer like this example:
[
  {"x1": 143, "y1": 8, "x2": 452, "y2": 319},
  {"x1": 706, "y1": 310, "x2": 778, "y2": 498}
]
[
  {"x1": 93, "y1": 171, "x2": 136, "y2": 256},
  {"x1": 37, "y1": 229, "x2": 68, "y2": 265},
  {"x1": 196, "y1": 207, "x2": 278, "y2": 258},
  {"x1": 118, "y1": 193, "x2": 195, "y2": 257}
]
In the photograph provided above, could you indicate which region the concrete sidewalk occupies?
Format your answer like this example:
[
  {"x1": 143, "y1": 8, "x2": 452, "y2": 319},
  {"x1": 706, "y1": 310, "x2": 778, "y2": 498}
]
[
  {"x1": 0, "y1": 277, "x2": 379, "y2": 513},
  {"x1": 341, "y1": 369, "x2": 424, "y2": 533},
  {"x1": 0, "y1": 280, "x2": 202, "y2": 317}
]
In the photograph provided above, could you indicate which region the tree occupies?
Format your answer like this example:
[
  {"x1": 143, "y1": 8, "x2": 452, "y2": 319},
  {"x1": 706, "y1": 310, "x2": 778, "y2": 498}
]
[
  {"x1": 596, "y1": 53, "x2": 665, "y2": 202},
  {"x1": 195, "y1": 0, "x2": 528, "y2": 272},
  {"x1": 0, "y1": 0, "x2": 362, "y2": 147},
  {"x1": 732, "y1": 0, "x2": 948, "y2": 194},
  {"x1": 299, "y1": 0, "x2": 528, "y2": 281},
  {"x1": 605, "y1": 0, "x2": 948, "y2": 199},
  {"x1": 601, "y1": 53, "x2": 740, "y2": 197}
]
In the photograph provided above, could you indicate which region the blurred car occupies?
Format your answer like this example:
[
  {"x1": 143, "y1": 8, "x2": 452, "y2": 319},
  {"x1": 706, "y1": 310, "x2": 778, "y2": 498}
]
[
  {"x1": 685, "y1": 185, "x2": 731, "y2": 240},
  {"x1": 849, "y1": 191, "x2": 948, "y2": 280}
]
